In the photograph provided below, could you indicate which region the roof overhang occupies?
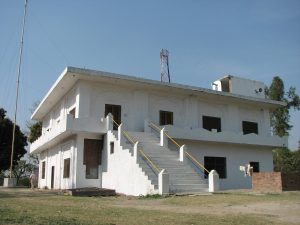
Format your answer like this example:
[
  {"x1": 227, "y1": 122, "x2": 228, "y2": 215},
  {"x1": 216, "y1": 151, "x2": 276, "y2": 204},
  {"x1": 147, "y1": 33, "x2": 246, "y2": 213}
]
[{"x1": 31, "y1": 66, "x2": 286, "y2": 120}]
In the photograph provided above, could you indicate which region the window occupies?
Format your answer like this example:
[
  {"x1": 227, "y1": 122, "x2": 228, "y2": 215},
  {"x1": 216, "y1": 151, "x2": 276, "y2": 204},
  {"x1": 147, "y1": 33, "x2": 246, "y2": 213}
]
[
  {"x1": 242, "y1": 121, "x2": 258, "y2": 134},
  {"x1": 159, "y1": 110, "x2": 173, "y2": 126},
  {"x1": 42, "y1": 161, "x2": 46, "y2": 179},
  {"x1": 63, "y1": 158, "x2": 70, "y2": 178},
  {"x1": 202, "y1": 116, "x2": 221, "y2": 132},
  {"x1": 250, "y1": 162, "x2": 259, "y2": 172},
  {"x1": 83, "y1": 139, "x2": 103, "y2": 179},
  {"x1": 110, "y1": 142, "x2": 114, "y2": 154},
  {"x1": 105, "y1": 104, "x2": 121, "y2": 130},
  {"x1": 204, "y1": 156, "x2": 227, "y2": 179},
  {"x1": 69, "y1": 107, "x2": 76, "y2": 118}
]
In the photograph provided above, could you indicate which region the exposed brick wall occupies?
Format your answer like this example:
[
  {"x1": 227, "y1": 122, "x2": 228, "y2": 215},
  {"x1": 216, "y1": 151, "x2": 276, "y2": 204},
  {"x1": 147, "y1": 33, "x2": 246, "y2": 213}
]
[
  {"x1": 252, "y1": 172, "x2": 282, "y2": 192},
  {"x1": 252, "y1": 172, "x2": 300, "y2": 192}
]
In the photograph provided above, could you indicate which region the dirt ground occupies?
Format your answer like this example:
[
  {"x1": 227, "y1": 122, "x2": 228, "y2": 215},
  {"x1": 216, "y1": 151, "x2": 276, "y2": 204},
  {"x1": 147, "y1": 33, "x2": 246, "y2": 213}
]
[{"x1": 1, "y1": 188, "x2": 300, "y2": 224}]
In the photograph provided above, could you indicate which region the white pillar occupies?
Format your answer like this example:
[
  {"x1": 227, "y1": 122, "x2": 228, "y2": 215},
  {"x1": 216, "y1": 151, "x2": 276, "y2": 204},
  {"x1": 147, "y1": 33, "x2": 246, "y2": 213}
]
[
  {"x1": 106, "y1": 113, "x2": 113, "y2": 131},
  {"x1": 209, "y1": 170, "x2": 220, "y2": 192},
  {"x1": 3, "y1": 178, "x2": 17, "y2": 187},
  {"x1": 118, "y1": 123, "x2": 123, "y2": 144},
  {"x1": 160, "y1": 128, "x2": 168, "y2": 147},
  {"x1": 158, "y1": 169, "x2": 169, "y2": 195},
  {"x1": 179, "y1": 145, "x2": 186, "y2": 162},
  {"x1": 133, "y1": 142, "x2": 139, "y2": 161}
]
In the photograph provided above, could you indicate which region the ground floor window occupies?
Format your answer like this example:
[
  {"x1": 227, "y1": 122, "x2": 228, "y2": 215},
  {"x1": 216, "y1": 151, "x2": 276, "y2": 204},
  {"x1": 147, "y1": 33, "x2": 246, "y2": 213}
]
[
  {"x1": 204, "y1": 156, "x2": 227, "y2": 179},
  {"x1": 110, "y1": 142, "x2": 114, "y2": 154},
  {"x1": 84, "y1": 139, "x2": 103, "y2": 179},
  {"x1": 250, "y1": 161, "x2": 260, "y2": 172},
  {"x1": 42, "y1": 161, "x2": 46, "y2": 179},
  {"x1": 63, "y1": 158, "x2": 71, "y2": 178}
]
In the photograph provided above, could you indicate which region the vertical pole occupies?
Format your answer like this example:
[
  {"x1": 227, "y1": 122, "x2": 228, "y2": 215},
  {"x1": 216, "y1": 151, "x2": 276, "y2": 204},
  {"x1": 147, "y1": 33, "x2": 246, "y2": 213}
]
[{"x1": 9, "y1": 0, "x2": 28, "y2": 178}]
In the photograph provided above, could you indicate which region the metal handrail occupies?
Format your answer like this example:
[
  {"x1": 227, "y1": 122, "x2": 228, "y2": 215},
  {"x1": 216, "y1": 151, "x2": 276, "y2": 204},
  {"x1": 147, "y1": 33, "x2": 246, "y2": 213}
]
[
  {"x1": 112, "y1": 119, "x2": 136, "y2": 145},
  {"x1": 112, "y1": 118, "x2": 161, "y2": 175},
  {"x1": 185, "y1": 151, "x2": 210, "y2": 174},
  {"x1": 149, "y1": 122, "x2": 181, "y2": 148},
  {"x1": 148, "y1": 121, "x2": 210, "y2": 175},
  {"x1": 139, "y1": 149, "x2": 161, "y2": 174}
]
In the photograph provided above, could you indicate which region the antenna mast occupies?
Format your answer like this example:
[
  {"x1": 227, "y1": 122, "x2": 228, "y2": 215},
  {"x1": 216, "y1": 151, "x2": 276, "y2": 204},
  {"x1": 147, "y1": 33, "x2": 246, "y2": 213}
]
[
  {"x1": 9, "y1": 0, "x2": 28, "y2": 178},
  {"x1": 160, "y1": 49, "x2": 170, "y2": 83}
]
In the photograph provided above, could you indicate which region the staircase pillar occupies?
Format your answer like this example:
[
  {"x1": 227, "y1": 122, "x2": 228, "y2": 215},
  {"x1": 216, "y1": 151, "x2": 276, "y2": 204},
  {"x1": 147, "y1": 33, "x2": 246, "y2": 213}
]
[
  {"x1": 118, "y1": 123, "x2": 123, "y2": 144},
  {"x1": 209, "y1": 170, "x2": 220, "y2": 192},
  {"x1": 160, "y1": 128, "x2": 168, "y2": 147},
  {"x1": 133, "y1": 142, "x2": 139, "y2": 161},
  {"x1": 179, "y1": 145, "x2": 186, "y2": 162},
  {"x1": 106, "y1": 113, "x2": 113, "y2": 131},
  {"x1": 158, "y1": 169, "x2": 169, "y2": 195}
]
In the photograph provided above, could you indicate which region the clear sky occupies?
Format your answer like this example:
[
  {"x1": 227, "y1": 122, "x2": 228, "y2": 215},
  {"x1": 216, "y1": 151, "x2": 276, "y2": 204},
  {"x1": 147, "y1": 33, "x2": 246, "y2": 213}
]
[{"x1": 0, "y1": 0, "x2": 299, "y2": 149}]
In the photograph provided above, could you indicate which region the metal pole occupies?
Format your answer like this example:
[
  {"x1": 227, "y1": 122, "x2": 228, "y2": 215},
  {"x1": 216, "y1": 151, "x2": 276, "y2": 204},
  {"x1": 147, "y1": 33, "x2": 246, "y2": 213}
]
[{"x1": 9, "y1": 0, "x2": 28, "y2": 178}]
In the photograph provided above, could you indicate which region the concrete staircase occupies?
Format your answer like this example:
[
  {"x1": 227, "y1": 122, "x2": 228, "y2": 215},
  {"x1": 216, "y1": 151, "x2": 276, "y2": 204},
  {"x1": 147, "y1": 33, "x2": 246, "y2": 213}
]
[{"x1": 129, "y1": 131, "x2": 209, "y2": 194}]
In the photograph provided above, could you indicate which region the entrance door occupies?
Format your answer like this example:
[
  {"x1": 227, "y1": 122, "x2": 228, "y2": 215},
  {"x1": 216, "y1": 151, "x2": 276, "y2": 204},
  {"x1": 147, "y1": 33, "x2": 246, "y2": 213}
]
[
  {"x1": 51, "y1": 166, "x2": 55, "y2": 189},
  {"x1": 105, "y1": 104, "x2": 121, "y2": 130}
]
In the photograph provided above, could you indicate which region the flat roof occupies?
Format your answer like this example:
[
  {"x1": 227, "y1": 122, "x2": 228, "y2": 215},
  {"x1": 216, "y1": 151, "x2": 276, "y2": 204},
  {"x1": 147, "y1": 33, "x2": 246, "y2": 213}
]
[{"x1": 31, "y1": 66, "x2": 286, "y2": 120}]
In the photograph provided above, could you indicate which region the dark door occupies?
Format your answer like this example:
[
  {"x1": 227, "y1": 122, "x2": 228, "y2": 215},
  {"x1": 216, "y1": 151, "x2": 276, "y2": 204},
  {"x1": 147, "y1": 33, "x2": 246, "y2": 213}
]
[
  {"x1": 105, "y1": 104, "x2": 121, "y2": 130},
  {"x1": 51, "y1": 166, "x2": 55, "y2": 189}
]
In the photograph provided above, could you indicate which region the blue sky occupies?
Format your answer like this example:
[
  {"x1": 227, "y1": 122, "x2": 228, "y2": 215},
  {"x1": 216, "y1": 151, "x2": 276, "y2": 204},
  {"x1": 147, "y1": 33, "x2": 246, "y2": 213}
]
[{"x1": 0, "y1": 0, "x2": 299, "y2": 149}]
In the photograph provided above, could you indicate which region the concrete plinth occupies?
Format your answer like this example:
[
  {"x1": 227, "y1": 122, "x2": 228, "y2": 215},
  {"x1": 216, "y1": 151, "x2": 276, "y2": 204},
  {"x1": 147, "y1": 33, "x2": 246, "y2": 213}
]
[{"x1": 3, "y1": 178, "x2": 17, "y2": 187}]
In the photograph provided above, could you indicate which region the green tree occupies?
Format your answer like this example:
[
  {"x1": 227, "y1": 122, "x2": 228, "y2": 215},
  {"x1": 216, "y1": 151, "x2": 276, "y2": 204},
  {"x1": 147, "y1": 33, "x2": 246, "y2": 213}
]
[
  {"x1": 266, "y1": 76, "x2": 300, "y2": 137},
  {"x1": 12, "y1": 160, "x2": 35, "y2": 184},
  {"x1": 273, "y1": 148, "x2": 300, "y2": 172},
  {"x1": 27, "y1": 121, "x2": 42, "y2": 143},
  {"x1": 0, "y1": 108, "x2": 27, "y2": 171}
]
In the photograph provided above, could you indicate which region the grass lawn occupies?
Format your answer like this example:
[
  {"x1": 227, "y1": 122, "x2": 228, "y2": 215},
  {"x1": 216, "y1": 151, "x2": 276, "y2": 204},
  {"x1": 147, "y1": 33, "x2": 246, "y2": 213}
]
[{"x1": 0, "y1": 188, "x2": 299, "y2": 225}]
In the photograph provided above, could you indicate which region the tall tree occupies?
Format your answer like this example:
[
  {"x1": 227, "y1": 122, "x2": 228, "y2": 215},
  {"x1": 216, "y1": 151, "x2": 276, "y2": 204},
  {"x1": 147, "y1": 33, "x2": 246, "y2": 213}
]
[
  {"x1": 266, "y1": 76, "x2": 300, "y2": 137},
  {"x1": 27, "y1": 121, "x2": 42, "y2": 143},
  {"x1": 0, "y1": 108, "x2": 27, "y2": 171}
]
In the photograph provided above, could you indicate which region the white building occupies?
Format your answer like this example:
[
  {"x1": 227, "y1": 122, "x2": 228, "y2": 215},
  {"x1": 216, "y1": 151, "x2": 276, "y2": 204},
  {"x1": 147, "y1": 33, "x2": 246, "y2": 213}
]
[{"x1": 30, "y1": 67, "x2": 286, "y2": 195}]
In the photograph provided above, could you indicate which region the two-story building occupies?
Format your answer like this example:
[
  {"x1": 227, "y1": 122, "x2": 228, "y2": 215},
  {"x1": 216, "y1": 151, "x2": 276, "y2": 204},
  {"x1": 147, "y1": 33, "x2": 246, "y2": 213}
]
[{"x1": 30, "y1": 67, "x2": 286, "y2": 195}]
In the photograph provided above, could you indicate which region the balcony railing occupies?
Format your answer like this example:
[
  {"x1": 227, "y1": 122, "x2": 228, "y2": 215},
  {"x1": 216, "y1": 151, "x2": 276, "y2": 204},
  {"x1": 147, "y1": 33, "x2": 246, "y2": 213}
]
[{"x1": 30, "y1": 114, "x2": 107, "y2": 153}]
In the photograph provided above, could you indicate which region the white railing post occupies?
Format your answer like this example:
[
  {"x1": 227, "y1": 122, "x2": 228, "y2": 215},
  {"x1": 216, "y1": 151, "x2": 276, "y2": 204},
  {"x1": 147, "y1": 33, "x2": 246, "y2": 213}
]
[
  {"x1": 160, "y1": 128, "x2": 168, "y2": 147},
  {"x1": 179, "y1": 145, "x2": 186, "y2": 162},
  {"x1": 158, "y1": 169, "x2": 169, "y2": 195},
  {"x1": 106, "y1": 113, "x2": 113, "y2": 131},
  {"x1": 118, "y1": 123, "x2": 123, "y2": 143},
  {"x1": 209, "y1": 170, "x2": 220, "y2": 192},
  {"x1": 144, "y1": 119, "x2": 151, "y2": 133},
  {"x1": 133, "y1": 141, "x2": 139, "y2": 161}
]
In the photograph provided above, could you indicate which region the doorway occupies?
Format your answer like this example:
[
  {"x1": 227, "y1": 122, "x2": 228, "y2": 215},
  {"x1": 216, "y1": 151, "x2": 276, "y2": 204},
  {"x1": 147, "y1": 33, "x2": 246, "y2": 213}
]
[
  {"x1": 51, "y1": 166, "x2": 55, "y2": 189},
  {"x1": 105, "y1": 104, "x2": 121, "y2": 130}
]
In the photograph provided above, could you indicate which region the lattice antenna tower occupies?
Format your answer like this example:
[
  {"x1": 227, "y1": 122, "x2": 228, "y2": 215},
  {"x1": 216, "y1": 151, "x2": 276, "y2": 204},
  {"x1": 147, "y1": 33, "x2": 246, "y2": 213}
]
[{"x1": 160, "y1": 49, "x2": 170, "y2": 83}]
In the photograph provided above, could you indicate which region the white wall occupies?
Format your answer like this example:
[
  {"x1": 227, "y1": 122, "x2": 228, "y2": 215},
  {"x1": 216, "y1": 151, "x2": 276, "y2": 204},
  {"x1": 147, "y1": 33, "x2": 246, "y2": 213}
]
[
  {"x1": 75, "y1": 134, "x2": 103, "y2": 188},
  {"x1": 183, "y1": 141, "x2": 273, "y2": 189},
  {"x1": 102, "y1": 131, "x2": 157, "y2": 196},
  {"x1": 38, "y1": 138, "x2": 75, "y2": 189}
]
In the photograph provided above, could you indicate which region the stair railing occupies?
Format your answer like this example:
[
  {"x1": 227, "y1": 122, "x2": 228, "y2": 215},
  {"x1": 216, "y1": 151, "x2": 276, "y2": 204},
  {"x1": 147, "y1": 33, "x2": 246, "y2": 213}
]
[
  {"x1": 148, "y1": 121, "x2": 210, "y2": 175},
  {"x1": 112, "y1": 118, "x2": 161, "y2": 175}
]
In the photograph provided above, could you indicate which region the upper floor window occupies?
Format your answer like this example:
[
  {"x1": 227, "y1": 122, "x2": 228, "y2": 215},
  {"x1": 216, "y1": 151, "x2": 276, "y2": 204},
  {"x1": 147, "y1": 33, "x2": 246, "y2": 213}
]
[
  {"x1": 202, "y1": 116, "x2": 221, "y2": 132},
  {"x1": 105, "y1": 104, "x2": 121, "y2": 130},
  {"x1": 159, "y1": 110, "x2": 173, "y2": 126},
  {"x1": 242, "y1": 121, "x2": 258, "y2": 134},
  {"x1": 69, "y1": 107, "x2": 76, "y2": 118}
]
